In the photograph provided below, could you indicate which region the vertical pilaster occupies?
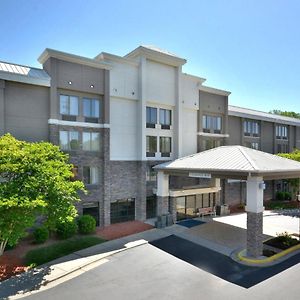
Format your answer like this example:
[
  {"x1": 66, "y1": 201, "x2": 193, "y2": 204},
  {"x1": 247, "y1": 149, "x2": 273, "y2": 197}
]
[
  {"x1": 103, "y1": 128, "x2": 111, "y2": 226},
  {"x1": 245, "y1": 176, "x2": 265, "y2": 257},
  {"x1": 0, "y1": 80, "x2": 5, "y2": 136},
  {"x1": 136, "y1": 161, "x2": 147, "y2": 221},
  {"x1": 211, "y1": 178, "x2": 221, "y2": 206},
  {"x1": 175, "y1": 66, "x2": 182, "y2": 158},
  {"x1": 138, "y1": 56, "x2": 147, "y2": 161}
]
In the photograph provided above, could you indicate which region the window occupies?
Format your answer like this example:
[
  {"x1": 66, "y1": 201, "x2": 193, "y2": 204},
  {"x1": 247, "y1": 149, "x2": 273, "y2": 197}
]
[
  {"x1": 160, "y1": 137, "x2": 172, "y2": 157},
  {"x1": 111, "y1": 198, "x2": 135, "y2": 224},
  {"x1": 243, "y1": 120, "x2": 260, "y2": 137},
  {"x1": 83, "y1": 166, "x2": 100, "y2": 185},
  {"x1": 146, "y1": 136, "x2": 157, "y2": 157},
  {"x1": 202, "y1": 115, "x2": 222, "y2": 133},
  {"x1": 83, "y1": 98, "x2": 100, "y2": 122},
  {"x1": 245, "y1": 141, "x2": 259, "y2": 150},
  {"x1": 146, "y1": 107, "x2": 157, "y2": 128},
  {"x1": 202, "y1": 139, "x2": 222, "y2": 150},
  {"x1": 60, "y1": 95, "x2": 78, "y2": 120},
  {"x1": 82, "y1": 132, "x2": 100, "y2": 151},
  {"x1": 159, "y1": 109, "x2": 172, "y2": 129},
  {"x1": 277, "y1": 143, "x2": 288, "y2": 153},
  {"x1": 59, "y1": 131, "x2": 79, "y2": 150},
  {"x1": 276, "y1": 125, "x2": 288, "y2": 140},
  {"x1": 146, "y1": 166, "x2": 156, "y2": 181}
]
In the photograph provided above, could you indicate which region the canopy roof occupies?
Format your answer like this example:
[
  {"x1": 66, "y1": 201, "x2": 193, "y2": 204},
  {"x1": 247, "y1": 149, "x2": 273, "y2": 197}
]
[{"x1": 154, "y1": 146, "x2": 300, "y2": 180}]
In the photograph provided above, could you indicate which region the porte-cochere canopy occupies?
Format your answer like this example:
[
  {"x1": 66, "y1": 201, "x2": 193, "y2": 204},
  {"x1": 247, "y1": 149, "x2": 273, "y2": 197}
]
[
  {"x1": 154, "y1": 146, "x2": 300, "y2": 258},
  {"x1": 154, "y1": 145, "x2": 300, "y2": 180}
]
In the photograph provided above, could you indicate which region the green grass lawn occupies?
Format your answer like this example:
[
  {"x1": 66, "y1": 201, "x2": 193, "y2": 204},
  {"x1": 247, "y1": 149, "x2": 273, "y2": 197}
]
[{"x1": 25, "y1": 236, "x2": 106, "y2": 266}]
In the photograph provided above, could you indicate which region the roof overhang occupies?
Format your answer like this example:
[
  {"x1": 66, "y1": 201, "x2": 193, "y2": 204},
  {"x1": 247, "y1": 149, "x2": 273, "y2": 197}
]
[
  {"x1": 38, "y1": 48, "x2": 112, "y2": 70},
  {"x1": 124, "y1": 46, "x2": 187, "y2": 67}
]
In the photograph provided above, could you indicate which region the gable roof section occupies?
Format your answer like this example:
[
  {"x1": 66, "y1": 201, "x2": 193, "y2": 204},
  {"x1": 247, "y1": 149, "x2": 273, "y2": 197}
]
[
  {"x1": 154, "y1": 146, "x2": 300, "y2": 180},
  {"x1": 0, "y1": 61, "x2": 50, "y2": 87}
]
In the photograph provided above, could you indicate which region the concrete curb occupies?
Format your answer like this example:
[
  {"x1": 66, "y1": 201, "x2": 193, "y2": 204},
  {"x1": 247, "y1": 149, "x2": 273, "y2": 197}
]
[{"x1": 231, "y1": 243, "x2": 300, "y2": 267}]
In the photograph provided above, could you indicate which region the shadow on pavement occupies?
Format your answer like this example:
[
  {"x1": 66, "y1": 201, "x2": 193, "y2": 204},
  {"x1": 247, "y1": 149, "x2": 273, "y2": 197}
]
[
  {"x1": 150, "y1": 235, "x2": 300, "y2": 288},
  {"x1": 0, "y1": 266, "x2": 51, "y2": 300}
]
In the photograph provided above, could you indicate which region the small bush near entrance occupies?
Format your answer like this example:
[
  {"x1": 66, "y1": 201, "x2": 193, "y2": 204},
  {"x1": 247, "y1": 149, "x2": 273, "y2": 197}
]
[
  {"x1": 33, "y1": 226, "x2": 49, "y2": 244},
  {"x1": 264, "y1": 200, "x2": 298, "y2": 210},
  {"x1": 264, "y1": 232, "x2": 300, "y2": 250},
  {"x1": 78, "y1": 215, "x2": 96, "y2": 234},
  {"x1": 275, "y1": 191, "x2": 292, "y2": 201},
  {"x1": 56, "y1": 220, "x2": 78, "y2": 239},
  {"x1": 25, "y1": 236, "x2": 105, "y2": 266}
]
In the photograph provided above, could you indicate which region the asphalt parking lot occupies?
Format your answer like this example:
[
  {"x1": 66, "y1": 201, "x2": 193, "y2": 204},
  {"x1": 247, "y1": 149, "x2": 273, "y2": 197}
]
[{"x1": 150, "y1": 235, "x2": 300, "y2": 288}]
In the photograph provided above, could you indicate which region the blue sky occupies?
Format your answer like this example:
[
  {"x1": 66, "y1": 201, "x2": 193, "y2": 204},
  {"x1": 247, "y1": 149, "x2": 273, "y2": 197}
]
[{"x1": 1, "y1": 0, "x2": 299, "y2": 112}]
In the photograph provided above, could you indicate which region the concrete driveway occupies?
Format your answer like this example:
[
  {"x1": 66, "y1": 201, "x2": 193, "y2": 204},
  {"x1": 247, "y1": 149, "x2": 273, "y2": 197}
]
[
  {"x1": 23, "y1": 242, "x2": 300, "y2": 300},
  {"x1": 213, "y1": 210, "x2": 300, "y2": 237}
]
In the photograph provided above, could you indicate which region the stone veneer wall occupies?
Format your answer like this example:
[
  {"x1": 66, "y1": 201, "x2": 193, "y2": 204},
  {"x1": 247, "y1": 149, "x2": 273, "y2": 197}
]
[{"x1": 49, "y1": 124, "x2": 107, "y2": 226}]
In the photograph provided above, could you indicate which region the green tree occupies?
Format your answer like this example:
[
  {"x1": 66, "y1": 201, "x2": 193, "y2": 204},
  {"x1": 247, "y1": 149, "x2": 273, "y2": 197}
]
[
  {"x1": 270, "y1": 110, "x2": 300, "y2": 119},
  {"x1": 0, "y1": 134, "x2": 85, "y2": 256},
  {"x1": 278, "y1": 149, "x2": 300, "y2": 199}
]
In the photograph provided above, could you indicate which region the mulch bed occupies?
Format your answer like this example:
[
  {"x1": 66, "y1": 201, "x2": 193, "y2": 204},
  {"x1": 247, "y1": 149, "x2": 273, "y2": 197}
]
[
  {"x1": 0, "y1": 253, "x2": 28, "y2": 281},
  {"x1": 96, "y1": 220, "x2": 153, "y2": 240}
]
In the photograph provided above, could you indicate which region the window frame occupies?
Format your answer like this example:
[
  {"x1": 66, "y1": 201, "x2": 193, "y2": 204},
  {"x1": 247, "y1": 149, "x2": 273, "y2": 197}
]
[
  {"x1": 59, "y1": 94, "x2": 79, "y2": 118},
  {"x1": 202, "y1": 115, "x2": 222, "y2": 134},
  {"x1": 146, "y1": 107, "x2": 157, "y2": 128},
  {"x1": 82, "y1": 132, "x2": 101, "y2": 152},
  {"x1": 83, "y1": 166, "x2": 100, "y2": 185},
  {"x1": 159, "y1": 136, "x2": 172, "y2": 157},
  {"x1": 159, "y1": 108, "x2": 172, "y2": 129},
  {"x1": 146, "y1": 136, "x2": 157, "y2": 157},
  {"x1": 59, "y1": 130, "x2": 80, "y2": 151},
  {"x1": 83, "y1": 98, "x2": 100, "y2": 122}
]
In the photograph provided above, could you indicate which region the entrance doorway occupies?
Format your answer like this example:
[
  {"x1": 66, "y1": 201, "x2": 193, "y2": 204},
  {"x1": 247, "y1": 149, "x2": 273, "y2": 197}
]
[{"x1": 176, "y1": 193, "x2": 216, "y2": 221}]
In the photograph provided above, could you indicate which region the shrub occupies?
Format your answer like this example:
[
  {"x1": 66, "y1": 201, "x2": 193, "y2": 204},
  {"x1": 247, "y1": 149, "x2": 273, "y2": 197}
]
[
  {"x1": 275, "y1": 191, "x2": 285, "y2": 201},
  {"x1": 276, "y1": 232, "x2": 298, "y2": 248},
  {"x1": 283, "y1": 192, "x2": 292, "y2": 200},
  {"x1": 56, "y1": 220, "x2": 78, "y2": 239},
  {"x1": 33, "y1": 226, "x2": 49, "y2": 244},
  {"x1": 77, "y1": 215, "x2": 96, "y2": 234}
]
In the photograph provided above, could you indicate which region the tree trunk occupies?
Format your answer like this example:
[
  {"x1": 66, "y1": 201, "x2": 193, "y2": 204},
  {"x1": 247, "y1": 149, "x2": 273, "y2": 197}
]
[{"x1": 0, "y1": 239, "x2": 8, "y2": 256}]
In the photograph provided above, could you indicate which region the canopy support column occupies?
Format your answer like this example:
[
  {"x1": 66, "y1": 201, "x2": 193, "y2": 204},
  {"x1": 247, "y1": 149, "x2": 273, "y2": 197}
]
[
  {"x1": 245, "y1": 176, "x2": 265, "y2": 258},
  {"x1": 156, "y1": 171, "x2": 169, "y2": 216}
]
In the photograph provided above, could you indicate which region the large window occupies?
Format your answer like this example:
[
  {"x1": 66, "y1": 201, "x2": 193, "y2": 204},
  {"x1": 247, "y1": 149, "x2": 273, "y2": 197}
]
[
  {"x1": 83, "y1": 166, "x2": 100, "y2": 185},
  {"x1": 245, "y1": 141, "x2": 260, "y2": 150},
  {"x1": 59, "y1": 130, "x2": 79, "y2": 150},
  {"x1": 277, "y1": 143, "x2": 288, "y2": 153},
  {"x1": 159, "y1": 109, "x2": 172, "y2": 129},
  {"x1": 160, "y1": 137, "x2": 172, "y2": 157},
  {"x1": 60, "y1": 95, "x2": 79, "y2": 120},
  {"x1": 243, "y1": 120, "x2": 260, "y2": 137},
  {"x1": 146, "y1": 166, "x2": 156, "y2": 182},
  {"x1": 202, "y1": 115, "x2": 222, "y2": 134},
  {"x1": 202, "y1": 139, "x2": 222, "y2": 150},
  {"x1": 146, "y1": 136, "x2": 157, "y2": 157},
  {"x1": 276, "y1": 125, "x2": 288, "y2": 140},
  {"x1": 82, "y1": 132, "x2": 100, "y2": 151},
  {"x1": 111, "y1": 198, "x2": 135, "y2": 224},
  {"x1": 146, "y1": 107, "x2": 157, "y2": 128},
  {"x1": 83, "y1": 98, "x2": 100, "y2": 122}
]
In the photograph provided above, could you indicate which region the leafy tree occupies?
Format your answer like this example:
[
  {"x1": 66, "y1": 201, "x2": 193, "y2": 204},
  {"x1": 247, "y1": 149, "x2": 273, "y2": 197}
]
[
  {"x1": 270, "y1": 110, "x2": 300, "y2": 119},
  {"x1": 278, "y1": 149, "x2": 300, "y2": 199},
  {"x1": 0, "y1": 134, "x2": 85, "y2": 256}
]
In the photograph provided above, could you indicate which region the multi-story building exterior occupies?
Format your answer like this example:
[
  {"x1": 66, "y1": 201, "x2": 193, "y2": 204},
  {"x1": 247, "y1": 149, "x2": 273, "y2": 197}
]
[{"x1": 1, "y1": 45, "x2": 300, "y2": 226}]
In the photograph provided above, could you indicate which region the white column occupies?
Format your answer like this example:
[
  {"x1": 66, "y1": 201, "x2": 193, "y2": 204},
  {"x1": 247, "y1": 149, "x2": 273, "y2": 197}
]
[
  {"x1": 156, "y1": 171, "x2": 170, "y2": 216},
  {"x1": 245, "y1": 176, "x2": 264, "y2": 213},
  {"x1": 245, "y1": 176, "x2": 265, "y2": 258},
  {"x1": 157, "y1": 171, "x2": 169, "y2": 197}
]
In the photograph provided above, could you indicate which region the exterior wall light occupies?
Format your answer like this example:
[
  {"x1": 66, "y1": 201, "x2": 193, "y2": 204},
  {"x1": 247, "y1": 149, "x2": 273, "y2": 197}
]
[
  {"x1": 259, "y1": 182, "x2": 266, "y2": 190},
  {"x1": 68, "y1": 81, "x2": 72, "y2": 85},
  {"x1": 90, "y1": 84, "x2": 94, "y2": 88}
]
